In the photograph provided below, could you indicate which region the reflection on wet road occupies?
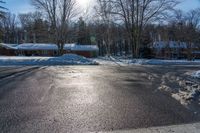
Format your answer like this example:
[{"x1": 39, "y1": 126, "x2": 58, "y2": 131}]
[{"x1": 0, "y1": 65, "x2": 199, "y2": 133}]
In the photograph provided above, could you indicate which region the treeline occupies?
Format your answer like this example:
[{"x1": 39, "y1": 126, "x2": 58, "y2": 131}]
[{"x1": 0, "y1": 0, "x2": 200, "y2": 57}]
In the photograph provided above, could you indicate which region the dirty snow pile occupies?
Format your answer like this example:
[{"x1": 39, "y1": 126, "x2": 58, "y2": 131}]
[
  {"x1": 192, "y1": 70, "x2": 200, "y2": 79},
  {"x1": 171, "y1": 81, "x2": 200, "y2": 105},
  {"x1": 159, "y1": 80, "x2": 200, "y2": 106},
  {"x1": 158, "y1": 72, "x2": 200, "y2": 106},
  {"x1": 0, "y1": 54, "x2": 98, "y2": 66}
]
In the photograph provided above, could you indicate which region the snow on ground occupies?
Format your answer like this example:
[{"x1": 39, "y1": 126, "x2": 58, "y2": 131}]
[
  {"x1": 0, "y1": 54, "x2": 98, "y2": 66},
  {"x1": 192, "y1": 71, "x2": 200, "y2": 79},
  {"x1": 94, "y1": 56, "x2": 200, "y2": 66},
  {"x1": 157, "y1": 70, "x2": 200, "y2": 107},
  {"x1": 5, "y1": 55, "x2": 191, "y2": 66},
  {"x1": 94, "y1": 56, "x2": 200, "y2": 107},
  {"x1": 93, "y1": 56, "x2": 129, "y2": 66},
  {"x1": 159, "y1": 80, "x2": 200, "y2": 106},
  {"x1": 130, "y1": 59, "x2": 200, "y2": 65}
]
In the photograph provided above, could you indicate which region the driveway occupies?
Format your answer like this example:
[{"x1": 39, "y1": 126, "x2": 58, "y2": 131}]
[{"x1": 0, "y1": 65, "x2": 199, "y2": 132}]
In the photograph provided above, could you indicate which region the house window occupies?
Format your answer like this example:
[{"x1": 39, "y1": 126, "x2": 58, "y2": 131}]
[{"x1": 42, "y1": 50, "x2": 48, "y2": 55}]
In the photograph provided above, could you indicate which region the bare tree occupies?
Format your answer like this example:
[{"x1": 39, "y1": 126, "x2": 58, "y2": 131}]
[
  {"x1": 19, "y1": 12, "x2": 38, "y2": 30},
  {"x1": 185, "y1": 8, "x2": 200, "y2": 60},
  {"x1": 19, "y1": 12, "x2": 49, "y2": 43},
  {"x1": 31, "y1": 0, "x2": 78, "y2": 55},
  {"x1": 95, "y1": 0, "x2": 114, "y2": 56},
  {"x1": 0, "y1": 13, "x2": 17, "y2": 43},
  {"x1": 107, "y1": 0, "x2": 178, "y2": 58},
  {"x1": 186, "y1": 8, "x2": 200, "y2": 29},
  {"x1": 168, "y1": 10, "x2": 186, "y2": 42}
]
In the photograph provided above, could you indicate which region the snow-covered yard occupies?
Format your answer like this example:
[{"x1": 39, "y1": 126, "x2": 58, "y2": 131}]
[
  {"x1": 94, "y1": 56, "x2": 200, "y2": 66},
  {"x1": 1, "y1": 55, "x2": 200, "y2": 66},
  {"x1": 0, "y1": 54, "x2": 98, "y2": 66}
]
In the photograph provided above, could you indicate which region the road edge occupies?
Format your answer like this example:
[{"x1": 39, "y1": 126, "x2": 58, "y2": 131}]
[{"x1": 98, "y1": 122, "x2": 200, "y2": 133}]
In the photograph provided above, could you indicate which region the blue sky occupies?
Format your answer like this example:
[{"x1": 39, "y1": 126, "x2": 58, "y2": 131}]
[
  {"x1": 176, "y1": 0, "x2": 200, "y2": 11},
  {"x1": 5, "y1": 0, "x2": 34, "y2": 14},
  {"x1": 3, "y1": 0, "x2": 200, "y2": 14}
]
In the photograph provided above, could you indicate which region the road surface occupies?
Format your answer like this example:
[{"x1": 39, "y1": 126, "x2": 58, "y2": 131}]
[{"x1": 0, "y1": 65, "x2": 200, "y2": 133}]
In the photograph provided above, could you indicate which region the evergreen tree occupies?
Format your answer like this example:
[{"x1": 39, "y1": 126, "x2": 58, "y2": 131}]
[{"x1": 77, "y1": 17, "x2": 90, "y2": 45}]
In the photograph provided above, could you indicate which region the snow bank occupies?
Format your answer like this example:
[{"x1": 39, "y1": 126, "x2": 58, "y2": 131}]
[
  {"x1": 130, "y1": 59, "x2": 200, "y2": 65},
  {"x1": 47, "y1": 54, "x2": 98, "y2": 65},
  {"x1": 192, "y1": 71, "x2": 200, "y2": 79},
  {"x1": 95, "y1": 56, "x2": 200, "y2": 66},
  {"x1": 94, "y1": 56, "x2": 129, "y2": 66},
  {"x1": 173, "y1": 81, "x2": 200, "y2": 105},
  {"x1": 158, "y1": 75, "x2": 200, "y2": 107},
  {"x1": 0, "y1": 54, "x2": 98, "y2": 66}
]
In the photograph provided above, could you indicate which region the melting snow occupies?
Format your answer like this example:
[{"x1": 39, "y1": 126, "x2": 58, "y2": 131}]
[
  {"x1": 0, "y1": 54, "x2": 98, "y2": 66},
  {"x1": 192, "y1": 71, "x2": 200, "y2": 79},
  {"x1": 95, "y1": 56, "x2": 200, "y2": 66}
]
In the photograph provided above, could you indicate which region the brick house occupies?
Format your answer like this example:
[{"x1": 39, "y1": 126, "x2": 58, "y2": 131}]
[
  {"x1": 0, "y1": 43, "x2": 17, "y2": 56},
  {"x1": 152, "y1": 41, "x2": 200, "y2": 59},
  {"x1": 0, "y1": 43, "x2": 99, "y2": 58}
]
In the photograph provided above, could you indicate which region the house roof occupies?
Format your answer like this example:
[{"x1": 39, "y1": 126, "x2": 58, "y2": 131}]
[
  {"x1": 0, "y1": 43, "x2": 18, "y2": 50},
  {"x1": 153, "y1": 41, "x2": 187, "y2": 49},
  {"x1": 16, "y1": 43, "x2": 58, "y2": 50},
  {"x1": 1, "y1": 43, "x2": 99, "y2": 51},
  {"x1": 64, "y1": 44, "x2": 99, "y2": 51}
]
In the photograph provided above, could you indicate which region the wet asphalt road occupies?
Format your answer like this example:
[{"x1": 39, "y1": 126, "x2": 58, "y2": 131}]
[{"x1": 0, "y1": 65, "x2": 200, "y2": 133}]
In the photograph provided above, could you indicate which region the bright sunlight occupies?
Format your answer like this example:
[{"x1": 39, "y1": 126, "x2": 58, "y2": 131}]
[{"x1": 77, "y1": 0, "x2": 91, "y2": 8}]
